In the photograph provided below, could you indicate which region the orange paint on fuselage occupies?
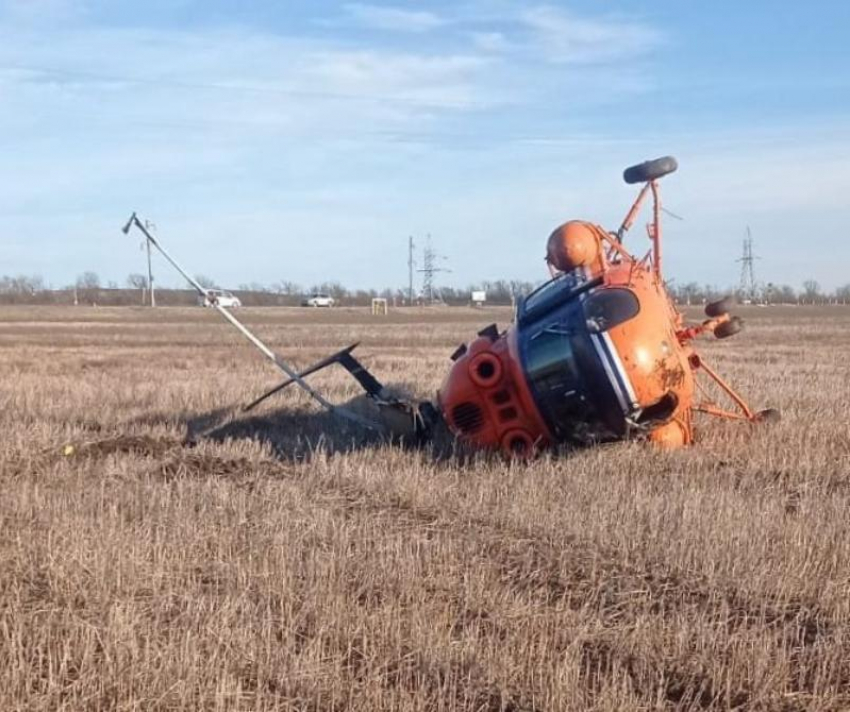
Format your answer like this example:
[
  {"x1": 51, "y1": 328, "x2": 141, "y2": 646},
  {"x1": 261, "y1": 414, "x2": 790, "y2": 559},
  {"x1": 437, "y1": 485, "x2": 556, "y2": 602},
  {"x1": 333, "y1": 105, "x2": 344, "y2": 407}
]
[{"x1": 602, "y1": 259, "x2": 695, "y2": 444}]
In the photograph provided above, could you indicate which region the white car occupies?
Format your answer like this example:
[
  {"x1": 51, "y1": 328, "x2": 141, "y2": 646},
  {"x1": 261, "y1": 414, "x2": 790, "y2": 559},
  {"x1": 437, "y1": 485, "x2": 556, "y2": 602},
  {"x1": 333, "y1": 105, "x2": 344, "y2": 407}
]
[
  {"x1": 200, "y1": 289, "x2": 242, "y2": 308},
  {"x1": 302, "y1": 293, "x2": 335, "y2": 308}
]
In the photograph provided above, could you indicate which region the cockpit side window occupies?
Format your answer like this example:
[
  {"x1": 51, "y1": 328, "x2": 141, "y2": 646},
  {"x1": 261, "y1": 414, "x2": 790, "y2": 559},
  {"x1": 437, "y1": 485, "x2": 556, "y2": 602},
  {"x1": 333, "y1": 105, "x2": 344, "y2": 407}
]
[
  {"x1": 584, "y1": 288, "x2": 640, "y2": 332},
  {"x1": 518, "y1": 272, "x2": 602, "y2": 327}
]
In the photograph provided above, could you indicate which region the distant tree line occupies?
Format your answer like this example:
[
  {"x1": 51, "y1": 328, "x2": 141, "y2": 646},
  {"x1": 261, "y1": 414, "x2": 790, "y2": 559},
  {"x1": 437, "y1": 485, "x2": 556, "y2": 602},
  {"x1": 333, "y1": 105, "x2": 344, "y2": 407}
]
[
  {"x1": 1, "y1": 272, "x2": 850, "y2": 307},
  {"x1": 668, "y1": 280, "x2": 850, "y2": 306},
  {"x1": 0, "y1": 273, "x2": 539, "y2": 307}
]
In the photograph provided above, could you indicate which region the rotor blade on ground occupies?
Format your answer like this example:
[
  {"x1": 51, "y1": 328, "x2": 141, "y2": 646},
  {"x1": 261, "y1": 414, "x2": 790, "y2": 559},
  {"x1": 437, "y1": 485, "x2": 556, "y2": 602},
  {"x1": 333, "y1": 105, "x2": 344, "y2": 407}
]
[
  {"x1": 121, "y1": 215, "x2": 379, "y2": 430},
  {"x1": 243, "y1": 343, "x2": 361, "y2": 412}
]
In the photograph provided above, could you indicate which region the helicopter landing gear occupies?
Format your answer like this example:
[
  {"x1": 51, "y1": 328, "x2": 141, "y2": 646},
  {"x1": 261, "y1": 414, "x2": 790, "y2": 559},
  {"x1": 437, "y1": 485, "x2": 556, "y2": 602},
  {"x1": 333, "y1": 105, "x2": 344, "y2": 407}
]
[
  {"x1": 690, "y1": 356, "x2": 779, "y2": 426},
  {"x1": 623, "y1": 156, "x2": 679, "y2": 184},
  {"x1": 714, "y1": 316, "x2": 744, "y2": 339},
  {"x1": 677, "y1": 311, "x2": 741, "y2": 343},
  {"x1": 705, "y1": 296, "x2": 734, "y2": 318}
]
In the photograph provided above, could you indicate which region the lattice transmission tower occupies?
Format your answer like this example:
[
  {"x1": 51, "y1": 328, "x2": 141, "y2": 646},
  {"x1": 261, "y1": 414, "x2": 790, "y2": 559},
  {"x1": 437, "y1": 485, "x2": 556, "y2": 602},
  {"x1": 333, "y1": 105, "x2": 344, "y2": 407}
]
[
  {"x1": 737, "y1": 227, "x2": 759, "y2": 303},
  {"x1": 418, "y1": 235, "x2": 450, "y2": 304}
]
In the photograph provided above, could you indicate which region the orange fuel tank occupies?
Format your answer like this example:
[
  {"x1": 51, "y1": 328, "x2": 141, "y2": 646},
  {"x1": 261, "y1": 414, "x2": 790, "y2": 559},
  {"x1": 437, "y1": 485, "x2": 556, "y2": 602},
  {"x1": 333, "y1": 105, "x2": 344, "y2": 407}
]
[{"x1": 546, "y1": 221, "x2": 603, "y2": 273}]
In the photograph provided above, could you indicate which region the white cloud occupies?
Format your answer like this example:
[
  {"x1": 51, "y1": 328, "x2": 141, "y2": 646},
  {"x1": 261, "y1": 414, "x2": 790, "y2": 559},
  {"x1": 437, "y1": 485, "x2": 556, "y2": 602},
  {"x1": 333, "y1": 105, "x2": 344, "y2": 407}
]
[
  {"x1": 0, "y1": 22, "x2": 501, "y2": 244},
  {"x1": 470, "y1": 31, "x2": 511, "y2": 53},
  {"x1": 520, "y1": 6, "x2": 663, "y2": 64},
  {"x1": 0, "y1": 24, "x2": 495, "y2": 144},
  {"x1": 303, "y1": 50, "x2": 493, "y2": 110},
  {"x1": 342, "y1": 3, "x2": 446, "y2": 33},
  {"x1": 0, "y1": 0, "x2": 80, "y2": 22}
]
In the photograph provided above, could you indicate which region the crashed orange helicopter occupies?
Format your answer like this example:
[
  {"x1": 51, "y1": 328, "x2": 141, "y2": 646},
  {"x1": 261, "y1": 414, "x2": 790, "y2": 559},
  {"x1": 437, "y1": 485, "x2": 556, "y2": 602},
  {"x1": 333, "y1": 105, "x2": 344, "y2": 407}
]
[{"x1": 122, "y1": 156, "x2": 777, "y2": 457}]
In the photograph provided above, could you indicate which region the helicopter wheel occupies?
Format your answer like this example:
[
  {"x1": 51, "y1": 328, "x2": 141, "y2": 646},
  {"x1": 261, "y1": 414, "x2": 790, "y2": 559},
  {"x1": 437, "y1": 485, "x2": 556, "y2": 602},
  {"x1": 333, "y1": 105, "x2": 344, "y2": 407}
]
[
  {"x1": 705, "y1": 296, "x2": 733, "y2": 318},
  {"x1": 714, "y1": 316, "x2": 743, "y2": 339},
  {"x1": 754, "y1": 408, "x2": 781, "y2": 424},
  {"x1": 623, "y1": 156, "x2": 678, "y2": 184}
]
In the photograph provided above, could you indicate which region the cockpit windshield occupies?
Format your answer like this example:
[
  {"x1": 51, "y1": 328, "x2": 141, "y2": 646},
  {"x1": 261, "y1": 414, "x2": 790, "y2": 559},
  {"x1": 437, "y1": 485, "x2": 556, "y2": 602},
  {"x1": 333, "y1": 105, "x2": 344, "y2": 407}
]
[
  {"x1": 523, "y1": 273, "x2": 579, "y2": 313},
  {"x1": 518, "y1": 271, "x2": 600, "y2": 326},
  {"x1": 518, "y1": 285, "x2": 641, "y2": 443}
]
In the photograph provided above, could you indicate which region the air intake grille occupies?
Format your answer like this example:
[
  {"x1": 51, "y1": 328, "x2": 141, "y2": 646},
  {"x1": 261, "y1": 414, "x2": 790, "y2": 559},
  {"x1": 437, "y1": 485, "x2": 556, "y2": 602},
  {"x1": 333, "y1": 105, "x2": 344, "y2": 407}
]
[{"x1": 452, "y1": 402, "x2": 483, "y2": 434}]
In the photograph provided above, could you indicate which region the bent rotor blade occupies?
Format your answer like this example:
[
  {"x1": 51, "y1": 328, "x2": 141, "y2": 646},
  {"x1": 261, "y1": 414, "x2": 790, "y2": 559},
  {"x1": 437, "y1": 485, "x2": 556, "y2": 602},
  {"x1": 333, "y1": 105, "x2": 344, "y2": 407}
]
[
  {"x1": 120, "y1": 214, "x2": 379, "y2": 431},
  {"x1": 243, "y1": 343, "x2": 361, "y2": 412},
  {"x1": 243, "y1": 342, "x2": 396, "y2": 414}
]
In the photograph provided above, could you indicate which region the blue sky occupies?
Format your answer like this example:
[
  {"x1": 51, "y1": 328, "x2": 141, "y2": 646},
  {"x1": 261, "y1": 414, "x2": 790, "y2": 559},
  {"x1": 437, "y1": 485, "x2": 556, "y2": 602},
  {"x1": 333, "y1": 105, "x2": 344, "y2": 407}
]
[{"x1": 1, "y1": 0, "x2": 849, "y2": 291}]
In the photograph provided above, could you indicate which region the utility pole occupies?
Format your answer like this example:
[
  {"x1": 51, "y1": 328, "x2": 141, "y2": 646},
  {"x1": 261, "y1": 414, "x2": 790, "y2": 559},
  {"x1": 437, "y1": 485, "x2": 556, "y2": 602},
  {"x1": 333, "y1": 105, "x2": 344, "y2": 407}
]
[
  {"x1": 145, "y1": 220, "x2": 156, "y2": 307},
  {"x1": 407, "y1": 235, "x2": 415, "y2": 305}
]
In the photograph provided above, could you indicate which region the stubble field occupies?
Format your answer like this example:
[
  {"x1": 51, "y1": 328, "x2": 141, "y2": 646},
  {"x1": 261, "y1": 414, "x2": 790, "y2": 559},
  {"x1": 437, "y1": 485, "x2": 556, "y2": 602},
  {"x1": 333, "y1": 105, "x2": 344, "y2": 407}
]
[{"x1": 1, "y1": 304, "x2": 849, "y2": 711}]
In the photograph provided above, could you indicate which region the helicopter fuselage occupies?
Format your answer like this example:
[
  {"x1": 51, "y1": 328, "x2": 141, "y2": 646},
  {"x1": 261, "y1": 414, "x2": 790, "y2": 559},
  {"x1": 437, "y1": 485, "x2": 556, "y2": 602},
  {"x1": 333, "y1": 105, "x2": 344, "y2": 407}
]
[{"x1": 438, "y1": 243, "x2": 695, "y2": 457}]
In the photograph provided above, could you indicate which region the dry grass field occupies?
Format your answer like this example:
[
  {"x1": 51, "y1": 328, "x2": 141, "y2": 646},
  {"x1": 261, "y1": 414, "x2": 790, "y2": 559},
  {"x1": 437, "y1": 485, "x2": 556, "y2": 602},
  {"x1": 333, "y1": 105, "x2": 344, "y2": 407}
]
[{"x1": 2, "y1": 304, "x2": 849, "y2": 711}]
